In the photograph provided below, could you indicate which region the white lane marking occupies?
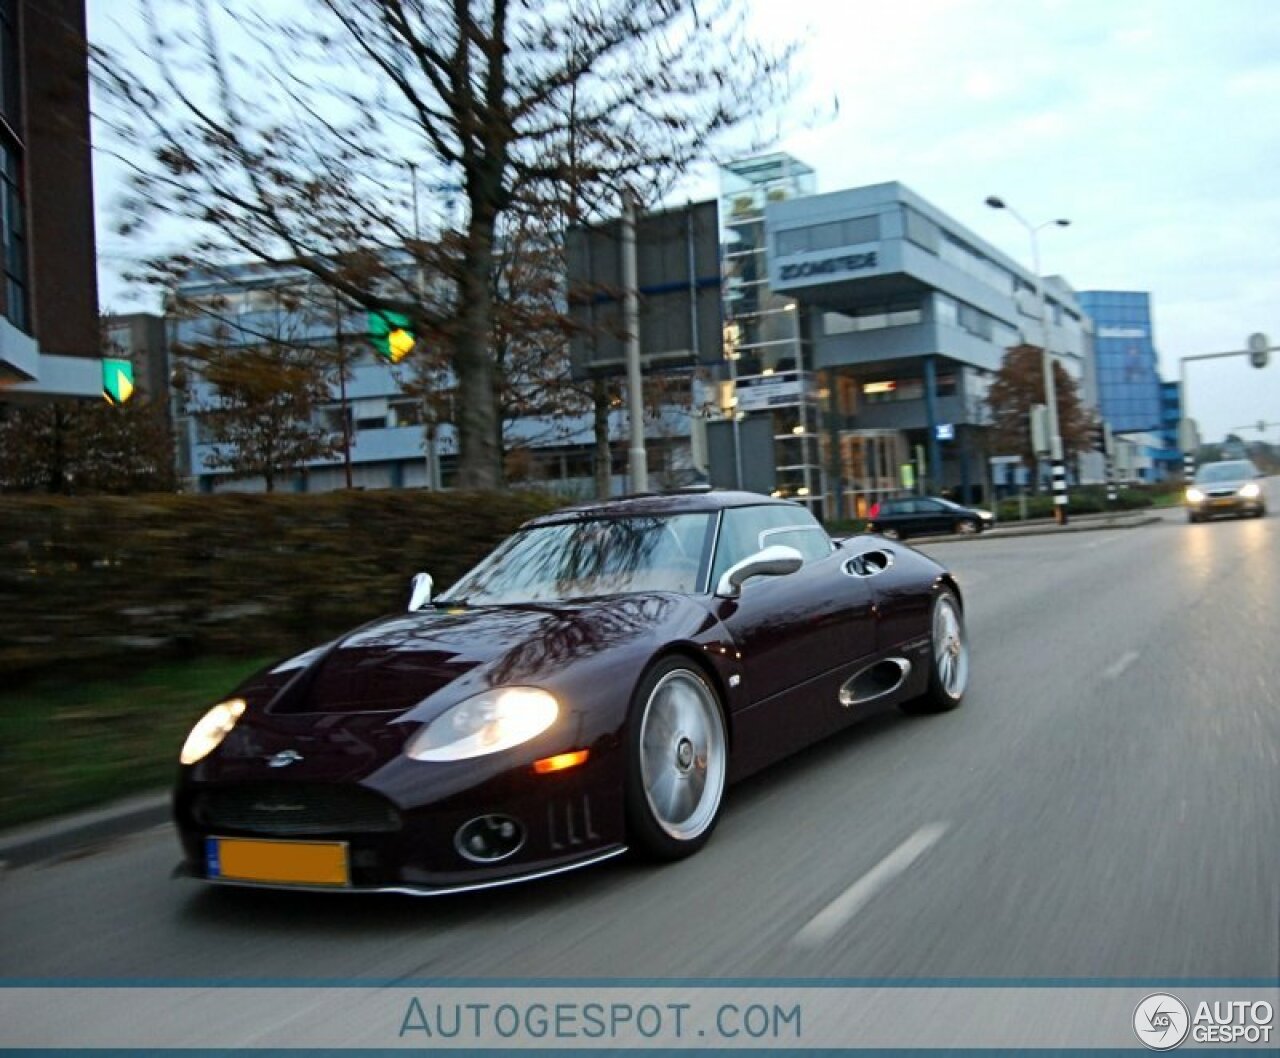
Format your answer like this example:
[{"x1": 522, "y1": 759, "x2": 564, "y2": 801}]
[
  {"x1": 793, "y1": 822, "x2": 949, "y2": 948},
  {"x1": 1101, "y1": 650, "x2": 1140, "y2": 680}
]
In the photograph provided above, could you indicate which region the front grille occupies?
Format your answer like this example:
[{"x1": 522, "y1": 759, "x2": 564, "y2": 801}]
[{"x1": 192, "y1": 784, "x2": 402, "y2": 836}]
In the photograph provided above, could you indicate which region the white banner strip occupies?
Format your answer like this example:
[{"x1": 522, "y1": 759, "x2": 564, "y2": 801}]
[{"x1": 0, "y1": 986, "x2": 1276, "y2": 1049}]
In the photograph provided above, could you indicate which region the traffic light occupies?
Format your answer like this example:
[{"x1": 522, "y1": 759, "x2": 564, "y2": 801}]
[
  {"x1": 1248, "y1": 332, "x2": 1270, "y2": 369},
  {"x1": 102, "y1": 358, "x2": 135, "y2": 405},
  {"x1": 368, "y1": 310, "x2": 416, "y2": 363}
]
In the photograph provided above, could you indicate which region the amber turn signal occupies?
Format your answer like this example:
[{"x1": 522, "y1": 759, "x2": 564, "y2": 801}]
[{"x1": 533, "y1": 749, "x2": 590, "y2": 774}]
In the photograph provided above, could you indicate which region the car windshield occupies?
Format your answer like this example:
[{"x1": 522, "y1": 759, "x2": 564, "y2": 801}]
[
  {"x1": 1195, "y1": 462, "x2": 1255, "y2": 484},
  {"x1": 437, "y1": 513, "x2": 715, "y2": 605}
]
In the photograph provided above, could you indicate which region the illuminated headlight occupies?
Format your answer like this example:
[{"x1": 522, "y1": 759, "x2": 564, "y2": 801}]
[
  {"x1": 1185, "y1": 487, "x2": 1205, "y2": 504},
  {"x1": 179, "y1": 699, "x2": 246, "y2": 765},
  {"x1": 976, "y1": 509, "x2": 994, "y2": 521},
  {"x1": 405, "y1": 688, "x2": 559, "y2": 762},
  {"x1": 1239, "y1": 482, "x2": 1261, "y2": 499}
]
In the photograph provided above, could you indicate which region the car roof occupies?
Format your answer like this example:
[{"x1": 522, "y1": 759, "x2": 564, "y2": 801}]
[{"x1": 522, "y1": 489, "x2": 808, "y2": 528}]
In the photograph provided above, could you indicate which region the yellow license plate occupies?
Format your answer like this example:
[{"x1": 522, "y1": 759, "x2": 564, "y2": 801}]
[{"x1": 206, "y1": 837, "x2": 350, "y2": 887}]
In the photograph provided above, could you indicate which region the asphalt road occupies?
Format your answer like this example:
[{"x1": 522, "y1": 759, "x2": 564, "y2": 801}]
[{"x1": 3, "y1": 502, "x2": 1278, "y2": 982}]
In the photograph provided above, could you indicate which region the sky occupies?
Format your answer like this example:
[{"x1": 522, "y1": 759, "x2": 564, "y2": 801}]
[{"x1": 90, "y1": 0, "x2": 1280, "y2": 443}]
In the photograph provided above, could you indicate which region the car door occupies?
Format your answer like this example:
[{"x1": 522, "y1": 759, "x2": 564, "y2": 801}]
[
  {"x1": 912, "y1": 498, "x2": 947, "y2": 534},
  {"x1": 710, "y1": 506, "x2": 879, "y2": 776},
  {"x1": 880, "y1": 498, "x2": 910, "y2": 535}
]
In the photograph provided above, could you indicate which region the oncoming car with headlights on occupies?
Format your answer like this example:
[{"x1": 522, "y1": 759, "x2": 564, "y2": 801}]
[
  {"x1": 1185, "y1": 460, "x2": 1267, "y2": 522},
  {"x1": 174, "y1": 491, "x2": 969, "y2": 895}
]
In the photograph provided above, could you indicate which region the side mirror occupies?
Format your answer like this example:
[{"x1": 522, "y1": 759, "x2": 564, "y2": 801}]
[
  {"x1": 715, "y1": 545, "x2": 804, "y2": 599},
  {"x1": 407, "y1": 572, "x2": 434, "y2": 612}
]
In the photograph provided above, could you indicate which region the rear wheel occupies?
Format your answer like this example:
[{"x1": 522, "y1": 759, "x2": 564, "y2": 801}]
[
  {"x1": 901, "y1": 590, "x2": 968, "y2": 715},
  {"x1": 625, "y1": 660, "x2": 727, "y2": 860}
]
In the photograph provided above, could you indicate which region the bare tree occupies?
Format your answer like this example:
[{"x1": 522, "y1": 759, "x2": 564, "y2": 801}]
[
  {"x1": 94, "y1": 0, "x2": 793, "y2": 489},
  {"x1": 171, "y1": 291, "x2": 340, "y2": 491},
  {"x1": 987, "y1": 344, "x2": 1093, "y2": 489}
]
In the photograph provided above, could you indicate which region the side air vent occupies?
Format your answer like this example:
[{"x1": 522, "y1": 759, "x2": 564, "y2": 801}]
[
  {"x1": 843, "y1": 550, "x2": 894, "y2": 578},
  {"x1": 839, "y1": 657, "x2": 911, "y2": 707}
]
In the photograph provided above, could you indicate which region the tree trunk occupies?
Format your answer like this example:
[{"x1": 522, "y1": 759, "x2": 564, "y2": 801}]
[
  {"x1": 455, "y1": 211, "x2": 503, "y2": 489},
  {"x1": 593, "y1": 378, "x2": 611, "y2": 499}
]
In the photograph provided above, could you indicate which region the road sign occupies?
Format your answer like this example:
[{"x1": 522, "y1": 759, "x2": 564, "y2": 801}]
[
  {"x1": 1030, "y1": 404, "x2": 1050, "y2": 456},
  {"x1": 1178, "y1": 416, "x2": 1199, "y2": 452},
  {"x1": 935, "y1": 422, "x2": 955, "y2": 442},
  {"x1": 1247, "y1": 332, "x2": 1270, "y2": 369}
]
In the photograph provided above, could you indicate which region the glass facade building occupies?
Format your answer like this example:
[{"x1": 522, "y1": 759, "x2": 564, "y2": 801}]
[{"x1": 1078, "y1": 291, "x2": 1162, "y2": 434}]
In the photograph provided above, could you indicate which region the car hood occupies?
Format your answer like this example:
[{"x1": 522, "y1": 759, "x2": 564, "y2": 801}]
[{"x1": 257, "y1": 593, "x2": 696, "y2": 720}]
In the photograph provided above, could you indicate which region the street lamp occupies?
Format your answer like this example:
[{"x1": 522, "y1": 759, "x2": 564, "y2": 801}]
[{"x1": 986, "y1": 195, "x2": 1072, "y2": 525}]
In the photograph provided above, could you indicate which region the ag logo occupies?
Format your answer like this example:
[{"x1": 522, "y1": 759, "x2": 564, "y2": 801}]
[{"x1": 1134, "y1": 993, "x2": 1190, "y2": 1050}]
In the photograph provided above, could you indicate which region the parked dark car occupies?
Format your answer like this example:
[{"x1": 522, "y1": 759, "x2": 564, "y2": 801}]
[
  {"x1": 1185, "y1": 460, "x2": 1267, "y2": 522},
  {"x1": 174, "y1": 491, "x2": 968, "y2": 895},
  {"x1": 866, "y1": 495, "x2": 994, "y2": 540}
]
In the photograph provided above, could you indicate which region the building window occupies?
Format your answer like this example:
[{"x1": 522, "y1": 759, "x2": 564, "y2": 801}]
[
  {"x1": 776, "y1": 215, "x2": 880, "y2": 257},
  {"x1": 0, "y1": 0, "x2": 18, "y2": 137},
  {"x1": 1, "y1": 137, "x2": 27, "y2": 333},
  {"x1": 824, "y1": 300, "x2": 921, "y2": 335}
]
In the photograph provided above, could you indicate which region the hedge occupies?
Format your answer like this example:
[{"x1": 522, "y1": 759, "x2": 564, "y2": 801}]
[
  {"x1": 0, "y1": 489, "x2": 562, "y2": 678},
  {"x1": 994, "y1": 484, "x2": 1160, "y2": 521}
]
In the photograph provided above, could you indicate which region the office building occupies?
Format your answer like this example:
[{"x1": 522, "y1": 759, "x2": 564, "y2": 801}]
[
  {"x1": 762, "y1": 181, "x2": 1096, "y2": 517},
  {"x1": 0, "y1": 0, "x2": 100, "y2": 400}
]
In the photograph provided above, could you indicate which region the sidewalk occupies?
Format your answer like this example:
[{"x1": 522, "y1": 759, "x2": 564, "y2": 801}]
[
  {"x1": 888, "y1": 509, "x2": 1163, "y2": 544},
  {"x1": 969, "y1": 510, "x2": 1163, "y2": 539},
  {"x1": 0, "y1": 790, "x2": 171, "y2": 871}
]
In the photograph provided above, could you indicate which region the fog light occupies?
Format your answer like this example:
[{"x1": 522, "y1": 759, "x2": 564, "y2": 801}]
[{"x1": 454, "y1": 814, "x2": 525, "y2": 863}]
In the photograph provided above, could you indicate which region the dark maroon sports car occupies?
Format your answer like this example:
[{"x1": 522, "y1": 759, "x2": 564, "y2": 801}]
[{"x1": 174, "y1": 490, "x2": 969, "y2": 894}]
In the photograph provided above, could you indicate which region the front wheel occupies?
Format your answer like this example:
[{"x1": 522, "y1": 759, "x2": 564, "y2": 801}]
[
  {"x1": 625, "y1": 660, "x2": 728, "y2": 860},
  {"x1": 901, "y1": 590, "x2": 968, "y2": 715},
  {"x1": 955, "y1": 519, "x2": 980, "y2": 535}
]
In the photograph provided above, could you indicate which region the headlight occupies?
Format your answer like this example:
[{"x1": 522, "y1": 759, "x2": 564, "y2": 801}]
[
  {"x1": 1185, "y1": 487, "x2": 1205, "y2": 503},
  {"x1": 405, "y1": 687, "x2": 559, "y2": 762},
  {"x1": 1240, "y1": 482, "x2": 1261, "y2": 499},
  {"x1": 976, "y1": 509, "x2": 994, "y2": 520},
  {"x1": 180, "y1": 699, "x2": 246, "y2": 765}
]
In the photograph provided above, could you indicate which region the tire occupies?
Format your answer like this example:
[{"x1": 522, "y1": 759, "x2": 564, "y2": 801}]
[
  {"x1": 625, "y1": 659, "x2": 728, "y2": 861},
  {"x1": 955, "y1": 519, "x2": 979, "y2": 535},
  {"x1": 901, "y1": 590, "x2": 968, "y2": 715},
  {"x1": 880, "y1": 526, "x2": 902, "y2": 541},
  {"x1": 1187, "y1": 512, "x2": 1201, "y2": 523}
]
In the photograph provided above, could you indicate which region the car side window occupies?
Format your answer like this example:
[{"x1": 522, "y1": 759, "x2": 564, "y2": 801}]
[
  {"x1": 760, "y1": 525, "x2": 833, "y2": 563},
  {"x1": 711, "y1": 505, "x2": 832, "y2": 587},
  {"x1": 916, "y1": 499, "x2": 944, "y2": 512}
]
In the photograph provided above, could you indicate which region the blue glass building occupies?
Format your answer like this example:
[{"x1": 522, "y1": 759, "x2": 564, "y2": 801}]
[
  {"x1": 1157, "y1": 380, "x2": 1183, "y2": 475},
  {"x1": 1078, "y1": 291, "x2": 1162, "y2": 433}
]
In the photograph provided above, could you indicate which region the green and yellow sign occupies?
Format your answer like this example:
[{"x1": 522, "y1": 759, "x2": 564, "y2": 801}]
[
  {"x1": 102, "y1": 358, "x2": 135, "y2": 405},
  {"x1": 368, "y1": 311, "x2": 416, "y2": 364}
]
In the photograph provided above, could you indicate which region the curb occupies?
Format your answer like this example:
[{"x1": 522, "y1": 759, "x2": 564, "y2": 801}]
[
  {"x1": 969, "y1": 513, "x2": 1162, "y2": 539},
  {"x1": 0, "y1": 790, "x2": 171, "y2": 871},
  {"x1": 912, "y1": 513, "x2": 1162, "y2": 544}
]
